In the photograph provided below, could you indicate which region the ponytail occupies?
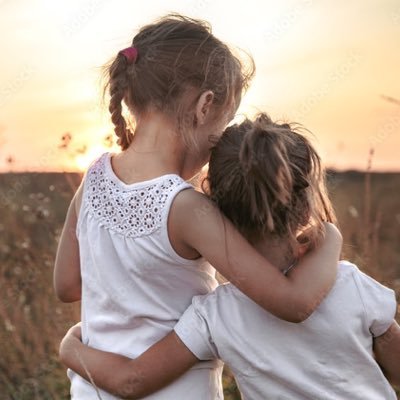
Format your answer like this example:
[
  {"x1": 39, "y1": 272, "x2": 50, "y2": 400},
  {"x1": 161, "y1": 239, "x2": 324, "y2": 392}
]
[
  {"x1": 239, "y1": 117, "x2": 293, "y2": 233},
  {"x1": 207, "y1": 113, "x2": 336, "y2": 251}
]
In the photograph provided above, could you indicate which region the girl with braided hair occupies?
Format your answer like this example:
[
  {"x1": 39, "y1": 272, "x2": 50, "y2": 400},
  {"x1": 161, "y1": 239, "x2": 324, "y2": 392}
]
[
  {"x1": 55, "y1": 15, "x2": 342, "y2": 399},
  {"x1": 61, "y1": 114, "x2": 398, "y2": 399}
]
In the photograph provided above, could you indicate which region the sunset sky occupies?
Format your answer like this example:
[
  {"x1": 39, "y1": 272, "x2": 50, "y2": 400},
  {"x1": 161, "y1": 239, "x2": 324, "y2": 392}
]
[{"x1": 1, "y1": 0, "x2": 399, "y2": 172}]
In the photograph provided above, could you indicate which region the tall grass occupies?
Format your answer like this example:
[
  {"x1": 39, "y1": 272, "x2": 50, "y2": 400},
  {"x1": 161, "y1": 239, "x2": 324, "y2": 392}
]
[
  {"x1": 0, "y1": 168, "x2": 398, "y2": 399},
  {"x1": 0, "y1": 172, "x2": 81, "y2": 399}
]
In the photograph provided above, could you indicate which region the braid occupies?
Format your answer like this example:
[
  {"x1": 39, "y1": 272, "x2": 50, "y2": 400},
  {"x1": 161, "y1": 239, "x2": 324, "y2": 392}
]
[{"x1": 108, "y1": 55, "x2": 134, "y2": 150}]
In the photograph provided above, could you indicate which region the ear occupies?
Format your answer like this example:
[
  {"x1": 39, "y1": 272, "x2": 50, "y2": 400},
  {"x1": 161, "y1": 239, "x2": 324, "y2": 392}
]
[{"x1": 195, "y1": 90, "x2": 214, "y2": 125}]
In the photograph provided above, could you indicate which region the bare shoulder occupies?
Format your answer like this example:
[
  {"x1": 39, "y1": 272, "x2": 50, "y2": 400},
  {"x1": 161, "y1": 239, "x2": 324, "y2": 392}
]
[
  {"x1": 171, "y1": 188, "x2": 219, "y2": 221},
  {"x1": 168, "y1": 188, "x2": 223, "y2": 257}
]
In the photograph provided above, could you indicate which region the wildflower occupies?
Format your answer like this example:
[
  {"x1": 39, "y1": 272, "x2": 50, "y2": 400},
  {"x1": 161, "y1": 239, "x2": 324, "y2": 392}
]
[
  {"x1": 4, "y1": 319, "x2": 15, "y2": 332},
  {"x1": 348, "y1": 206, "x2": 359, "y2": 218}
]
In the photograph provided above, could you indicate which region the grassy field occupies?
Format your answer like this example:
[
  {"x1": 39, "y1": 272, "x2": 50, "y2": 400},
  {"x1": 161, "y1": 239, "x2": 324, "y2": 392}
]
[{"x1": 0, "y1": 170, "x2": 399, "y2": 399}]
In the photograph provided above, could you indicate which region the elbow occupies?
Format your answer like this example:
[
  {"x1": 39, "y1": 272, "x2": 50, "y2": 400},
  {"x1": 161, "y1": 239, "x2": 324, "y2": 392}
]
[
  {"x1": 118, "y1": 385, "x2": 147, "y2": 400},
  {"x1": 294, "y1": 293, "x2": 328, "y2": 322},
  {"x1": 115, "y1": 383, "x2": 136, "y2": 400},
  {"x1": 57, "y1": 293, "x2": 81, "y2": 303},
  {"x1": 283, "y1": 297, "x2": 318, "y2": 323},
  {"x1": 289, "y1": 309, "x2": 312, "y2": 323},
  {"x1": 268, "y1": 306, "x2": 307, "y2": 324},
  {"x1": 283, "y1": 311, "x2": 308, "y2": 324},
  {"x1": 114, "y1": 370, "x2": 146, "y2": 400},
  {"x1": 54, "y1": 284, "x2": 81, "y2": 303},
  {"x1": 286, "y1": 283, "x2": 331, "y2": 323}
]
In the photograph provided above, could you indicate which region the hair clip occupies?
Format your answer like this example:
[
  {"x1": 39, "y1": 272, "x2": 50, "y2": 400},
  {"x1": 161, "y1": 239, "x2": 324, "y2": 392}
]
[{"x1": 118, "y1": 47, "x2": 138, "y2": 64}]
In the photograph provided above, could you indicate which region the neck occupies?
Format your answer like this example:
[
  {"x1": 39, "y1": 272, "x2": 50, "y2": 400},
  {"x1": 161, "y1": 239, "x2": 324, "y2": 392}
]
[
  {"x1": 117, "y1": 111, "x2": 205, "y2": 181},
  {"x1": 252, "y1": 235, "x2": 296, "y2": 273}
]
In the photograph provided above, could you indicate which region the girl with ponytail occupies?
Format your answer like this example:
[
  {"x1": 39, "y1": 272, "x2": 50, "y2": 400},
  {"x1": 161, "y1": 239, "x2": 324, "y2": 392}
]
[
  {"x1": 55, "y1": 14, "x2": 342, "y2": 399},
  {"x1": 61, "y1": 114, "x2": 398, "y2": 399}
]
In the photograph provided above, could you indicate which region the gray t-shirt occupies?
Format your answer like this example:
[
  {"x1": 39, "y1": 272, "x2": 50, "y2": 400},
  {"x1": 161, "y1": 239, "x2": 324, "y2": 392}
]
[{"x1": 174, "y1": 261, "x2": 397, "y2": 400}]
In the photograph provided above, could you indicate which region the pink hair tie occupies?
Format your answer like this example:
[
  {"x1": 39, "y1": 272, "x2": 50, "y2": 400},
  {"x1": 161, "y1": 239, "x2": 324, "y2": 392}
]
[{"x1": 119, "y1": 47, "x2": 138, "y2": 64}]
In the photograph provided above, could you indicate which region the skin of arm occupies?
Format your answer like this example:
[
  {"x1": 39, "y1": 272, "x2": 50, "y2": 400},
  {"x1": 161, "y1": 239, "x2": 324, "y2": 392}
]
[
  {"x1": 170, "y1": 190, "x2": 342, "y2": 323},
  {"x1": 54, "y1": 183, "x2": 83, "y2": 302},
  {"x1": 60, "y1": 324, "x2": 197, "y2": 399},
  {"x1": 374, "y1": 320, "x2": 400, "y2": 387}
]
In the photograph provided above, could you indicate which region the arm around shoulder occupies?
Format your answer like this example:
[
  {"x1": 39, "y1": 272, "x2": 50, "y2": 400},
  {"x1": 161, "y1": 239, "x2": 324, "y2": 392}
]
[
  {"x1": 170, "y1": 190, "x2": 342, "y2": 322},
  {"x1": 60, "y1": 326, "x2": 198, "y2": 399},
  {"x1": 285, "y1": 222, "x2": 342, "y2": 321}
]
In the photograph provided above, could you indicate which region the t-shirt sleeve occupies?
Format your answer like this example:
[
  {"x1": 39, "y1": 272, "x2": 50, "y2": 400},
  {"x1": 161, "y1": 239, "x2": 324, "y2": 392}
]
[
  {"x1": 174, "y1": 294, "x2": 219, "y2": 361},
  {"x1": 353, "y1": 267, "x2": 397, "y2": 337}
]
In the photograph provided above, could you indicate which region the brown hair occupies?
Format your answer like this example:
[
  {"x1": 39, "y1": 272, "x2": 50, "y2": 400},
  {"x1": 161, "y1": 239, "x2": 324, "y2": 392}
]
[
  {"x1": 206, "y1": 113, "x2": 336, "y2": 252},
  {"x1": 102, "y1": 14, "x2": 254, "y2": 150}
]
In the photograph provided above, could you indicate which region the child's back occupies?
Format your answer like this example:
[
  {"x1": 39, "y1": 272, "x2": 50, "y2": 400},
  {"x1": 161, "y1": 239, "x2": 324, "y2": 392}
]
[
  {"x1": 172, "y1": 114, "x2": 397, "y2": 399},
  {"x1": 70, "y1": 152, "x2": 222, "y2": 398},
  {"x1": 175, "y1": 260, "x2": 397, "y2": 399},
  {"x1": 60, "y1": 13, "x2": 251, "y2": 398}
]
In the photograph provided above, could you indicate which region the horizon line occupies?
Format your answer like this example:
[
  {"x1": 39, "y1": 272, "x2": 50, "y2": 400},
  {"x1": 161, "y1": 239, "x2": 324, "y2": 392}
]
[{"x1": 1, "y1": 168, "x2": 400, "y2": 175}]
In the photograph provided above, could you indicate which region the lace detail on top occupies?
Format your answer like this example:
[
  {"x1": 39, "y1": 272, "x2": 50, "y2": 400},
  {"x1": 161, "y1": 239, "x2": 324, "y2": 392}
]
[{"x1": 84, "y1": 154, "x2": 187, "y2": 238}]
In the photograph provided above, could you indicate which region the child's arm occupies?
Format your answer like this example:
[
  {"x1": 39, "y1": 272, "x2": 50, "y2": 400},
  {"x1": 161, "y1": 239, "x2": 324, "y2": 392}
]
[
  {"x1": 54, "y1": 184, "x2": 83, "y2": 302},
  {"x1": 170, "y1": 190, "x2": 342, "y2": 322},
  {"x1": 354, "y1": 265, "x2": 398, "y2": 386},
  {"x1": 374, "y1": 320, "x2": 400, "y2": 387},
  {"x1": 60, "y1": 324, "x2": 198, "y2": 399}
]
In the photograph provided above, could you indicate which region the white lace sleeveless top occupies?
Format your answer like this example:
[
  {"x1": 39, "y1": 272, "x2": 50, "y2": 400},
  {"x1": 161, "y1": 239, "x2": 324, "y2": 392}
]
[{"x1": 68, "y1": 152, "x2": 221, "y2": 399}]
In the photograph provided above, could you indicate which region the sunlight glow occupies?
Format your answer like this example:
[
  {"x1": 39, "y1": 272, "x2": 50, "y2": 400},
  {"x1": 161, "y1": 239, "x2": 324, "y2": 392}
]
[
  {"x1": 1, "y1": 1, "x2": 399, "y2": 171},
  {"x1": 74, "y1": 144, "x2": 114, "y2": 172}
]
